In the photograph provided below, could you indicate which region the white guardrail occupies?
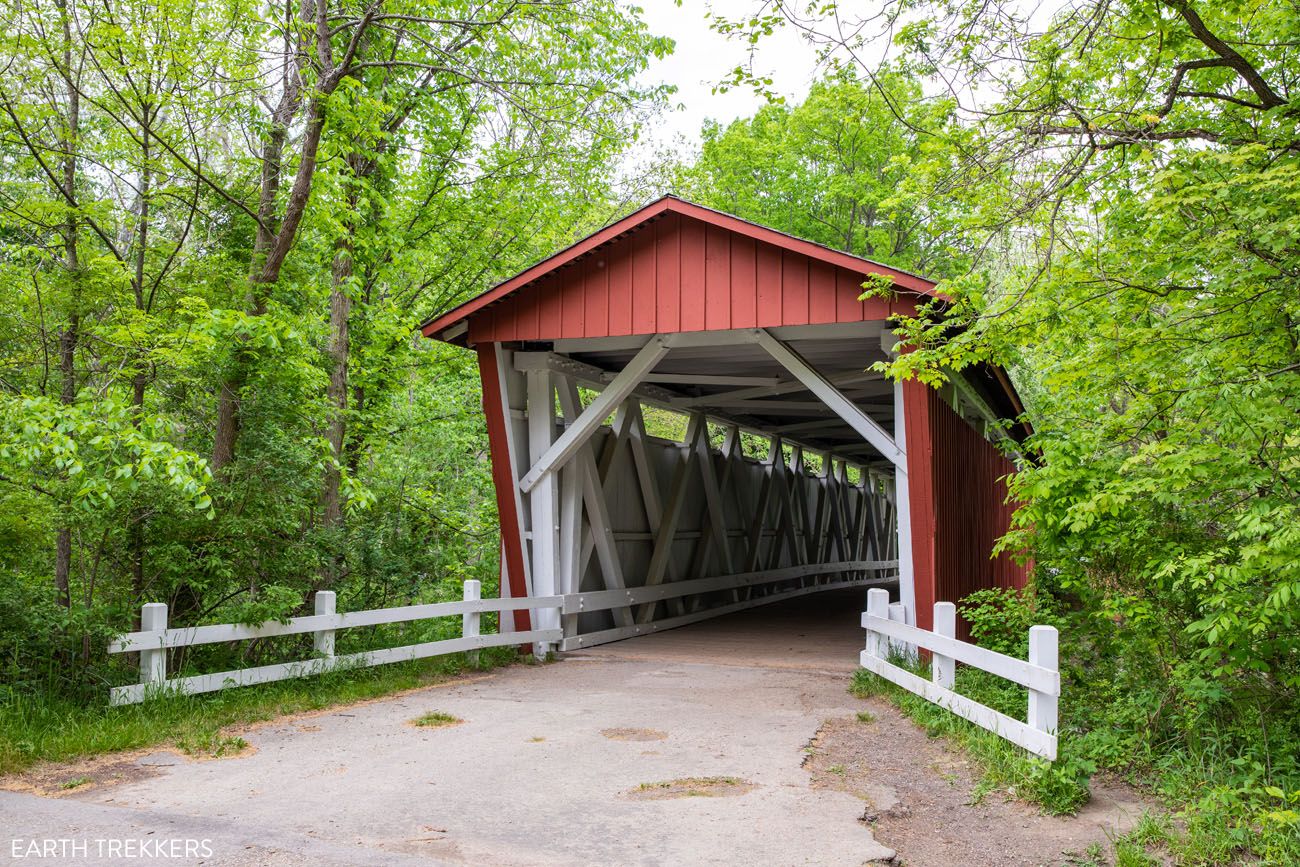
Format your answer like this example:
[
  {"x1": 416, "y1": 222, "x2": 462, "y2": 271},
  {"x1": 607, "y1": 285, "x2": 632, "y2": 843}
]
[
  {"x1": 106, "y1": 581, "x2": 562, "y2": 706},
  {"x1": 860, "y1": 587, "x2": 1060, "y2": 760}
]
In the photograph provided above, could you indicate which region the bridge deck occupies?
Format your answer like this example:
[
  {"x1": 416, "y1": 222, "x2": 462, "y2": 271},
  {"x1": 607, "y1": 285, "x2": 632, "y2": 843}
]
[{"x1": 566, "y1": 586, "x2": 874, "y2": 673}]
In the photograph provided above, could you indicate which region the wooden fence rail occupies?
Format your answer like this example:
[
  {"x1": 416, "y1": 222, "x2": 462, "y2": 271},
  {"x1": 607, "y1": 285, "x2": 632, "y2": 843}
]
[
  {"x1": 107, "y1": 581, "x2": 563, "y2": 706},
  {"x1": 860, "y1": 587, "x2": 1060, "y2": 760}
]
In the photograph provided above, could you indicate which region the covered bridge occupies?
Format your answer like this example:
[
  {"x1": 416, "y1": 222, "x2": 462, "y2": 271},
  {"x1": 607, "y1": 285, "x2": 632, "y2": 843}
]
[{"x1": 421, "y1": 196, "x2": 1028, "y2": 656}]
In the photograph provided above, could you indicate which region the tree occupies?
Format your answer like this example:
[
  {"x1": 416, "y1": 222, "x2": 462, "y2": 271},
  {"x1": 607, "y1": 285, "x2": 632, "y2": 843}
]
[
  {"x1": 714, "y1": 0, "x2": 1300, "y2": 854},
  {"x1": 684, "y1": 65, "x2": 969, "y2": 278},
  {"x1": 0, "y1": 0, "x2": 668, "y2": 692}
]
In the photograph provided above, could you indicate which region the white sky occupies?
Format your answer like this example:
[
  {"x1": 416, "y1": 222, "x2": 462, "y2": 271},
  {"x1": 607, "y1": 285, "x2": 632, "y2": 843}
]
[{"x1": 634, "y1": 0, "x2": 824, "y2": 157}]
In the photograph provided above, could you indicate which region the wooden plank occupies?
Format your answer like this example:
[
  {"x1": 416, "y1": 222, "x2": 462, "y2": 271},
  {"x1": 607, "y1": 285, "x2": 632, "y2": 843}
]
[
  {"x1": 109, "y1": 597, "x2": 567, "y2": 653},
  {"x1": 857, "y1": 651, "x2": 1057, "y2": 760},
  {"x1": 527, "y1": 368, "x2": 561, "y2": 651},
  {"x1": 862, "y1": 614, "x2": 1060, "y2": 696},
  {"x1": 568, "y1": 560, "x2": 895, "y2": 614},
  {"x1": 110, "y1": 629, "x2": 564, "y2": 706}
]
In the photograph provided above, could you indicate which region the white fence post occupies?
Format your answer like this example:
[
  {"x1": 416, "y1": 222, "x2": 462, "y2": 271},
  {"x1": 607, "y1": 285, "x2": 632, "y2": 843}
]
[
  {"x1": 463, "y1": 580, "x2": 481, "y2": 667},
  {"x1": 866, "y1": 588, "x2": 889, "y2": 659},
  {"x1": 140, "y1": 602, "x2": 168, "y2": 690},
  {"x1": 932, "y1": 601, "x2": 956, "y2": 689},
  {"x1": 313, "y1": 591, "x2": 336, "y2": 658},
  {"x1": 887, "y1": 601, "x2": 913, "y2": 659},
  {"x1": 1028, "y1": 624, "x2": 1059, "y2": 739}
]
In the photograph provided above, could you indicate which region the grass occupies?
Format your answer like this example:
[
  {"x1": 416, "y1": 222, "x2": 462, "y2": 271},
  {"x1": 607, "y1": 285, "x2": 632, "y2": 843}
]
[
  {"x1": 851, "y1": 662, "x2": 1092, "y2": 817},
  {"x1": 411, "y1": 711, "x2": 462, "y2": 728},
  {"x1": 0, "y1": 647, "x2": 516, "y2": 777},
  {"x1": 851, "y1": 662, "x2": 1292, "y2": 865},
  {"x1": 632, "y1": 776, "x2": 754, "y2": 798}
]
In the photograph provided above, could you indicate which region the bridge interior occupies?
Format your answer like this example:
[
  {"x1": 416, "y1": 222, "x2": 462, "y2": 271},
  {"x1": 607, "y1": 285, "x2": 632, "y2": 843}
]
[{"x1": 491, "y1": 322, "x2": 909, "y2": 655}]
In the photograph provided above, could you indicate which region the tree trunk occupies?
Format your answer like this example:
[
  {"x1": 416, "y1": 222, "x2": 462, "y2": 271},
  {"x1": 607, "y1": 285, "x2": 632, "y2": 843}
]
[
  {"x1": 53, "y1": 0, "x2": 79, "y2": 610},
  {"x1": 319, "y1": 157, "x2": 365, "y2": 587}
]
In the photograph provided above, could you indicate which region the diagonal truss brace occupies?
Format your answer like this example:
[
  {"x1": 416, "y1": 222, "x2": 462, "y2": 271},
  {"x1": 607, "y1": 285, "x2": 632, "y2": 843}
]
[{"x1": 755, "y1": 328, "x2": 906, "y2": 471}]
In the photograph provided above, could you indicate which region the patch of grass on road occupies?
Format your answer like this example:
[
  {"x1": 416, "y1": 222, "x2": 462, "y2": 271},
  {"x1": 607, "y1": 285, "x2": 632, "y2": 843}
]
[
  {"x1": 629, "y1": 776, "x2": 755, "y2": 799},
  {"x1": 0, "y1": 648, "x2": 515, "y2": 777},
  {"x1": 411, "y1": 711, "x2": 462, "y2": 728}
]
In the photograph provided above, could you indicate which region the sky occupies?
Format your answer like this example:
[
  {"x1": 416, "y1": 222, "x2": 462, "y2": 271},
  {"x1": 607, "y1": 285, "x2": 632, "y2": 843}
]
[{"x1": 634, "y1": 0, "x2": 824, "y2": 156}]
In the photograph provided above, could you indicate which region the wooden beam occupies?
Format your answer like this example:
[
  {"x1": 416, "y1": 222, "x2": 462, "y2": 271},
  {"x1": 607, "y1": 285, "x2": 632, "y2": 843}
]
[
  {"x1": 557, "y1": 380, "x2": 634, "y2": 628},
  {"x1": 519, "y1": 336, "x2": 670, "y2": 493},
  {"x1": 526, "y1": 369, "x2": 560, "y2": 652},
  {"x1": 756, "y1": 329, "x2": 906, "y2": 469}
]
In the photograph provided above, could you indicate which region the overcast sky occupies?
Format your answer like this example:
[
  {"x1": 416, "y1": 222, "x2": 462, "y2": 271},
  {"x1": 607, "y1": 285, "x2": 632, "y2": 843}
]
[{"x1": 634, "y1": 0, "x2": 823, "y2": 155}]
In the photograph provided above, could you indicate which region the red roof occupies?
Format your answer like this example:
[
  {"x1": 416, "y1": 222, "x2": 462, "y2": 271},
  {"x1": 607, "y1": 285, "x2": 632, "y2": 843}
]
[{"x1": 421, "y1": 196, "x2": 938, "y2": 343}]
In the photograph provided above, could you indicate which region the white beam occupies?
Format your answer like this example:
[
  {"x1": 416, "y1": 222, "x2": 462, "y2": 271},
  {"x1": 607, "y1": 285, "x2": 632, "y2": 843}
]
[
  {"x1": 519, "y1": 336, "x2": 670, "y2": 493},
  {"x1": 606, "y1": 372, "x2": 784, "y2": 388},
  {"x1": 893, "y1": 371, "x2": 916, "y2": 626},
  {"x1": 756, "y1": 329, "x2": 906, "y2": 469},
  {"x1": 526, "y1": 369, "x2": 560, "y2": 651}
]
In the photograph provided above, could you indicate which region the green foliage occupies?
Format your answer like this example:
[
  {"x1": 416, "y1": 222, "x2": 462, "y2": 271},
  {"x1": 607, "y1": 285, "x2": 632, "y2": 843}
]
[
  {"x1": 851, "y1": 663, "x2": 1091, "y2": 816},
  {"x1": 0, "y1": 650, "x2": 515, "y2": 775},
  {"x1": 709, "y1": 1, "x2": 1300, "y2": 860},
  {"x1": 0, "y1": 0, "x2": 667, "y2": 703},
  {"x1": 681, "y1": 65, "x2": 971, "y2": 278}
]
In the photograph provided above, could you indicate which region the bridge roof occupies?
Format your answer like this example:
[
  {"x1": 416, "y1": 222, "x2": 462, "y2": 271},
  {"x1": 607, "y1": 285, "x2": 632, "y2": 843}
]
[{"x1": 420, "y1": 195, "x2": 940, "y2": 347}]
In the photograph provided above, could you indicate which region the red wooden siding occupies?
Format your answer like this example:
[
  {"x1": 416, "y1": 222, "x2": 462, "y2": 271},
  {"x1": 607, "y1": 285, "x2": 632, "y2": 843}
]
[
  {"x1": 905, "y1": 381, "x2": 1028, "y2": 637},
  {"x1": 466, "y1": 213, "x2": 918, "y2": 344},
  {"x1": 475, "y1": 343, "x2": 532, "y2": 632}
]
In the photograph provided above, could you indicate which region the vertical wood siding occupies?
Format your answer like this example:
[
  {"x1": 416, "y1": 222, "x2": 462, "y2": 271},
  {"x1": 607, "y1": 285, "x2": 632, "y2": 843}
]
[
  {"x1": 467, "y1": 212, "x2": 916, "y2": 343},
  {"x1": 905, "y1": 381, "x2": 1028, "y2": 637}
]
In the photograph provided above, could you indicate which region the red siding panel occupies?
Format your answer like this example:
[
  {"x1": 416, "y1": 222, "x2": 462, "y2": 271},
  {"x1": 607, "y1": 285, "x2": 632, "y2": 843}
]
[
  {"x1": 560, "y1": 267, "x2": 584, "y2": 338},
  {"x1": 705, "y1": 225, "x2": 732, "y2": 330},
  {"x1": 755, "y1": 242, "x2": 783, "y2": 327},
  {"x1": 475, "y1": 343, "x2": 532, "y2": 631},
  {"x1": 538, "y1": 273, "x2": 564, "y2": 337},
  {"x1": 584, "y1": 257, "x2": 609, "y2": 337},
  {"x1": 903, "y1": 378, "x2": 938, "y2": 632},
  {"x1": 654, "y1": 215, "x2": 680, "y2": 332},
  {"x1": 608, "y1": 238, "x2": 633, "y2": 336},
  {"x1": 679, "y1": 217, "x2": 707, "y2": 331},
  {"x1": 809, "y1": 258, "x2": 838, "y2": 323},
  {"x1": 906, "y1": 383, "x2": 1029, "y2": 639},
  {"x1": 781, "y1": 252, "x2": 810, "y2": 325},
  {"x1": 630, "y1": 227, "x2": 657, "y2": 334},
  {"x1": 730, "y1": 235, "x2": 757, "y2": 327}
]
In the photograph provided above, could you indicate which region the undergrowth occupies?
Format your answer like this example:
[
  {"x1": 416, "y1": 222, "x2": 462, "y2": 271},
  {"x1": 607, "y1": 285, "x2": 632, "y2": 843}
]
[{"x1": 859, "y1": 587, "x2": 1300, "y2": 865}]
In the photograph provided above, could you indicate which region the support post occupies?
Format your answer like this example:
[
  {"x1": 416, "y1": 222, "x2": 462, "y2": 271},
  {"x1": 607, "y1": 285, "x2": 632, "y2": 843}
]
[
  {"x1": 313, "y1": 591, "x2": 336, "y2": 658},
  {"x1": 1028, "y1": 625, "x2": 1059, "y2": 738},
  {"x1": 893, "y1": 377, "x2": 916, "y2": 625},
  {"x1": 463, "y1": 580, "x2": 481, "y2": 667},
  {"x1": 932, "y1": 601, "x2": 956, "y2": 689},
  {"x1": 865, "y1": 588, "x2": 889, "y2": 660},
  {"x1": 527, "y1": 368, "x2": 559, "y2": 658},
  {"x1": 140, "y1": 602, "x2": 168, "y2": 690}
]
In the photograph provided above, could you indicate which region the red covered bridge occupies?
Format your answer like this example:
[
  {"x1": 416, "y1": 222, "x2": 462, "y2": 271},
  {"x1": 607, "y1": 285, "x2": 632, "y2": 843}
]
[{"x1": 422, "y1": 196, "x2": 1027, "y2": 654}]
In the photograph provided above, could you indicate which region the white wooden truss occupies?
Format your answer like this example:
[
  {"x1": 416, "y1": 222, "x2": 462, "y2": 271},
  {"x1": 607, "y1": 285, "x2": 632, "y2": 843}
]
[{"x1": 493, "y1": 327, "x2": 909, "y2": 651}]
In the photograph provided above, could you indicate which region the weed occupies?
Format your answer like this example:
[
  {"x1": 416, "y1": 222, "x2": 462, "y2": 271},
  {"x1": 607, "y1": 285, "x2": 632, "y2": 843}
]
[
  {"x1": 0, "y1": 650, "x2": 512, "y2": 776},
  {"x1": 59, "y1": 775, "x2": 91, "y2": 790},
  {"x1": 411, "y1": 711, "x2": 462, "y2": 728},
  {"x1": 856, "y1": 710, "x2": 876, "y2": 724}
]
